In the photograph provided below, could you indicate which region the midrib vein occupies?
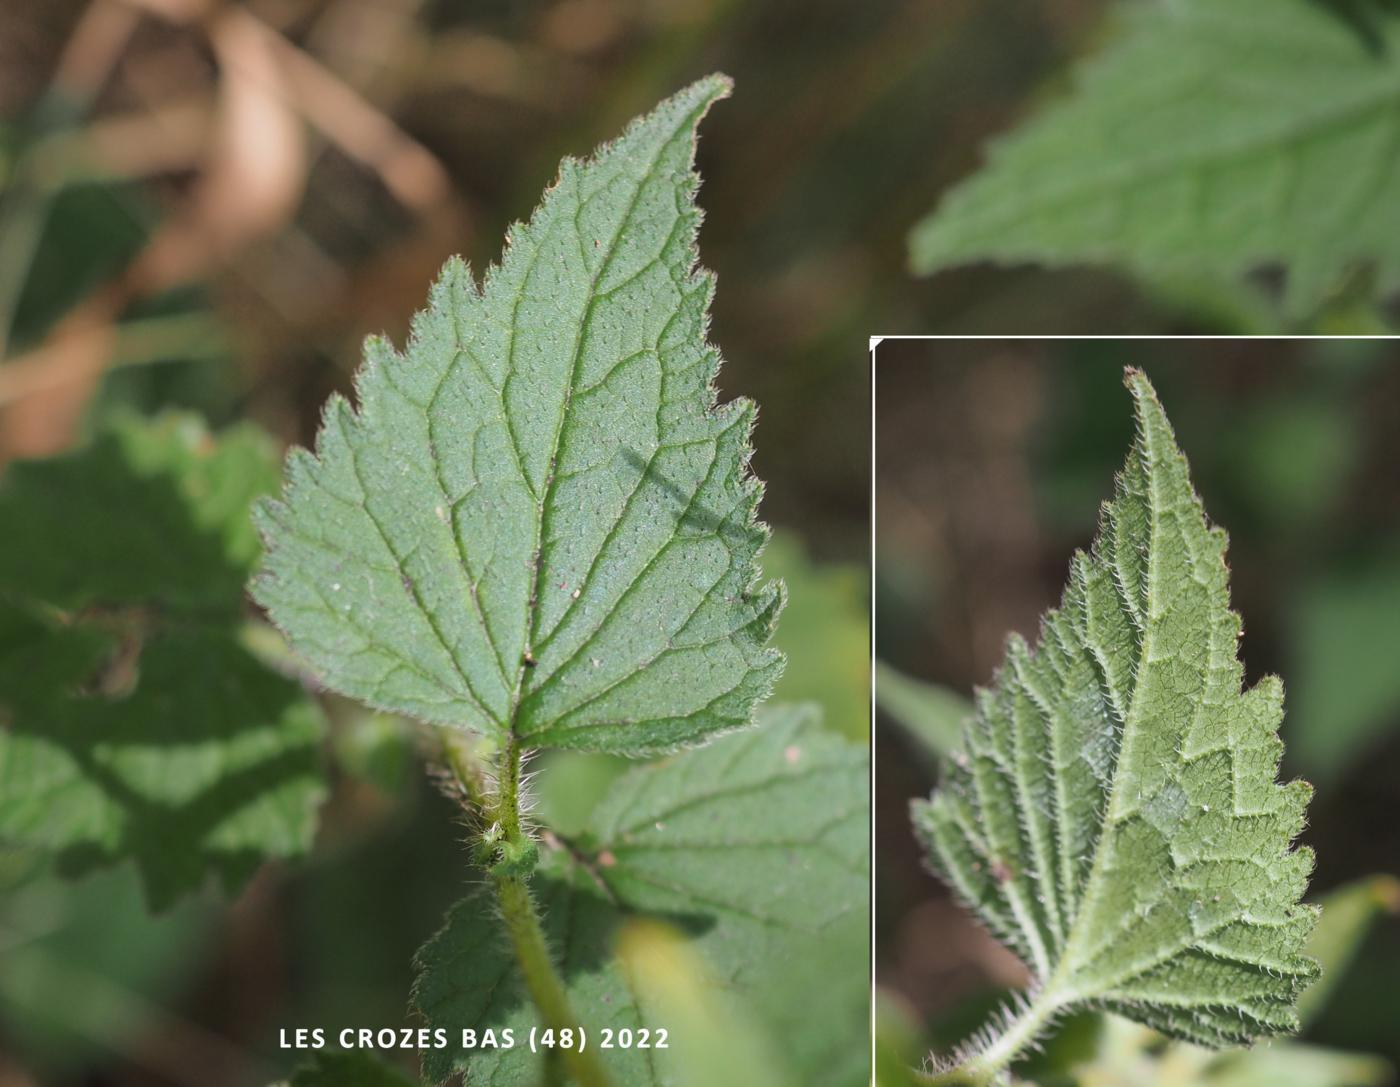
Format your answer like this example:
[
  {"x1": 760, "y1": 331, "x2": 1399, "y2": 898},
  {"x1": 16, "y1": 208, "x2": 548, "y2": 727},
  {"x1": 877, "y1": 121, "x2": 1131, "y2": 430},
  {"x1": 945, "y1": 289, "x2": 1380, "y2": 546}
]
[
  {"x1": 504, "y1": 104, "x2": 705, "y2": 739},
  {"x1": 1052, "y1": 443, "x2": 1162, "y2": 990}
]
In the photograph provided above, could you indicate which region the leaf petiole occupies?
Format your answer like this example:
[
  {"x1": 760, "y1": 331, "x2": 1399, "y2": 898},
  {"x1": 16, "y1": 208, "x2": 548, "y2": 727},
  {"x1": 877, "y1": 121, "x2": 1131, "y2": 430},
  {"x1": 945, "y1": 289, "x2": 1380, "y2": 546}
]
[
  {"x1": 915, "y1": 985, "x2": 1069, "y2": 1086},
  {"x1": 475, "y1": 739, "x2": 614, "y2": 1087}
]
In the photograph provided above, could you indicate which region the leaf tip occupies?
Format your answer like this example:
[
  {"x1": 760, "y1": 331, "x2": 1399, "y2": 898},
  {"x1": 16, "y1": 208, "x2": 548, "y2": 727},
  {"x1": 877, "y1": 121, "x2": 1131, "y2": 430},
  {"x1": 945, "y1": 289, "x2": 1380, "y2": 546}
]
[
  {"x1": 620, "y1": 73, "x2": 733, "y2": 156},
  {"x1": 687, "y1": 71, "x2": 734, "y2": 107},
  {"x1": 1121, "y1": 365, "x2": 1158, "y2": 405}
]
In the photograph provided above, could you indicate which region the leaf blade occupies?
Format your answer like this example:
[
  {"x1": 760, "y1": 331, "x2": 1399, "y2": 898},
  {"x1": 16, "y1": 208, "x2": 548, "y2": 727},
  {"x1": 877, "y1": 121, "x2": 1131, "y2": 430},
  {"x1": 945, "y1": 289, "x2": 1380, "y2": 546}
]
[
  {"x1": 914, "y1": 369, "x2": 1317, "y2": 1051},
  {"x1": 252, "y1": 76, "x2": 782, "y2": 754},
  {"x1": 909, "y1": 0, "x2": 1400, "y2": 316}
]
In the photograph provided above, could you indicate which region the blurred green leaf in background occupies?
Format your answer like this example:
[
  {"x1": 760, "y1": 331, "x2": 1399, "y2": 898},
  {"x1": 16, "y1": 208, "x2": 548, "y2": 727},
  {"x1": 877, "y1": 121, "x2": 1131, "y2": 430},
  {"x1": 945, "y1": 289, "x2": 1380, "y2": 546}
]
[
  {"x1": 762, "y1": 531, "x2": 871, "y2": 742},
  {"x1": 0, "y1": 414, "x2": 326, "y2": 910},
  {"x1": 874, "y1": 661, "x2": 967, "y2": 764},
  {"x1": 0, "y1": 866, "x2": 222, "y2": 1081},
  {"x1": 1289, "y1": 559, "x2": 1400, "y2": 782},
  {"x1": 910, "y1": 0, "x2": 1400, "y2": 325}
]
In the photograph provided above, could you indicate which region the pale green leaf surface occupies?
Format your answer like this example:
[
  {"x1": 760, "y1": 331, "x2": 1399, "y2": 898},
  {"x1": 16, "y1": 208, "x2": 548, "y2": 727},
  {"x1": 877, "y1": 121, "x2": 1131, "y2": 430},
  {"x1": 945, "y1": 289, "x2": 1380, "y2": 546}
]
[
  {"x1": 413, "y1": 704, "x2": 868, "y2": 1085},
  {"x1": 252, "y1": 76, "x2": 781, "y2": 755},
  {"x1": 0, "y1": 416, "x2": 326, "y2": 909},
  {"x1": 909, "y1": 0, "x2": 1400, "y2": 315},
  {"x1": 914, "y1": 370, "x2": 1317, "y2": 1050}
]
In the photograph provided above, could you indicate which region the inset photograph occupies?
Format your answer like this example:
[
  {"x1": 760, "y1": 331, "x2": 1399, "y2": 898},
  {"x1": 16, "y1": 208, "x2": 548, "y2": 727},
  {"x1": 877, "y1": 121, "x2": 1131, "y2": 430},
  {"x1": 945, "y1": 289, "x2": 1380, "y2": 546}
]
[{"x1": 874, "y1": 342, "x2": 1400, "y2": 1086}]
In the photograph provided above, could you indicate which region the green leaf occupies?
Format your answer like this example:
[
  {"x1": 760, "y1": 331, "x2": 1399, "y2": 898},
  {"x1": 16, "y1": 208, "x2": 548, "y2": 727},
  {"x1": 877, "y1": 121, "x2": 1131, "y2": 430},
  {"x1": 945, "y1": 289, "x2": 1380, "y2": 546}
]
[
  {"x1": 252, "y1": 76, "x2": 782, "y2": 756},
  {"x1": 913, "y1": 370, "x2": 1317, "y2": 1062},
  {"x1": 0, "y1": 413, "x2": 277, "y2": 616},
  {"x1": 1028, "y1": 877, "x2": 1400, "y2": 1085},
  {"x1": 763, "y1": 531, "x2": 869, "y2": 741},
  {"x1": 0, "y1": 866, "x2": 215, "y2": 1075},
  {"x1": 0, "y1": 415, "x2": 326, "y2": 909},
  {"x1": 909, "y1": 0, "x2": 1400, "y2": 317},
  {"x1": 875, "y1": 660, "x2": 970, "y2": 763},
  {"x1": 1289, "y1": 558, "x2": 1400, "y2": 781},
  {"x1": 529, "y1": 527, "x2": 855, "y2": 853},
  {"x1": 413, "y1": 704, "x2": 867, "y2": 1085},
  {"x1": 612, "y1": 918, "x2": 797, "y2": 1087}
]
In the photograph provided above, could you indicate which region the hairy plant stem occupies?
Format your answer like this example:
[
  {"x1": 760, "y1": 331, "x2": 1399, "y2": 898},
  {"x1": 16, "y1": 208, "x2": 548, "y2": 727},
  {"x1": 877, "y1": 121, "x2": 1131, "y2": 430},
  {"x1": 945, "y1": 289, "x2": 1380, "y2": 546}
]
[
  {"x1": 484, "y1": 738, "x2": 613, "y2": 1087},
  {"x1": 913, "y1": 986, "x2": 1068, "y2": 1086}
]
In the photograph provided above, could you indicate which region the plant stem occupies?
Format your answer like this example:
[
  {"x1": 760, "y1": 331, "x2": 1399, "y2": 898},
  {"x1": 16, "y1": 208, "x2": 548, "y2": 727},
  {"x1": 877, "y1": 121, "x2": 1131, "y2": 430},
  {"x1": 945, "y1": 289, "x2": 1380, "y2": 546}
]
[
  {"x1": 486, "y1": 739, "x2": 614, "y2": 1087},
  {"x1": 912, "y1": 987, "x2": 1068, "y2": 1086}
]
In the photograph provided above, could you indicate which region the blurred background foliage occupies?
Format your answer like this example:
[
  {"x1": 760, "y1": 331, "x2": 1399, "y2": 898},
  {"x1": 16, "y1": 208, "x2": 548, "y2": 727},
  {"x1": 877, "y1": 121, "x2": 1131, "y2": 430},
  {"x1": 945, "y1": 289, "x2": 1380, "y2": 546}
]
[
  {"x1": 875, "y1": 344, "x2": 1400, "y2": 1084},
  {"x1": 0, "y1": 1, "x2": 876, "y2": 1085}
]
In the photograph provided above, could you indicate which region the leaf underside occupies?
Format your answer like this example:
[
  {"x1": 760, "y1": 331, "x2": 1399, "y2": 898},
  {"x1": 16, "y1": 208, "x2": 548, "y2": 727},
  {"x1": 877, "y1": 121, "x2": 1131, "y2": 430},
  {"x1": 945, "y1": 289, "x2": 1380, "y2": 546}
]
[
  {"x1": 252, "y1": 75, "x2": 782, "y2": 756},
  {"x1": 413, "y1": 704, "x2": 867, "y2": 1086},
  {"x1": 913, "y1": 370, "x2": 1317, "y2": 1049},
  {"x1": 909, "y1": 0, "x2": 1400, "y2": 315},
  {"x1": 0, "y1": 416, "x2": 325, "y2": 909}
]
